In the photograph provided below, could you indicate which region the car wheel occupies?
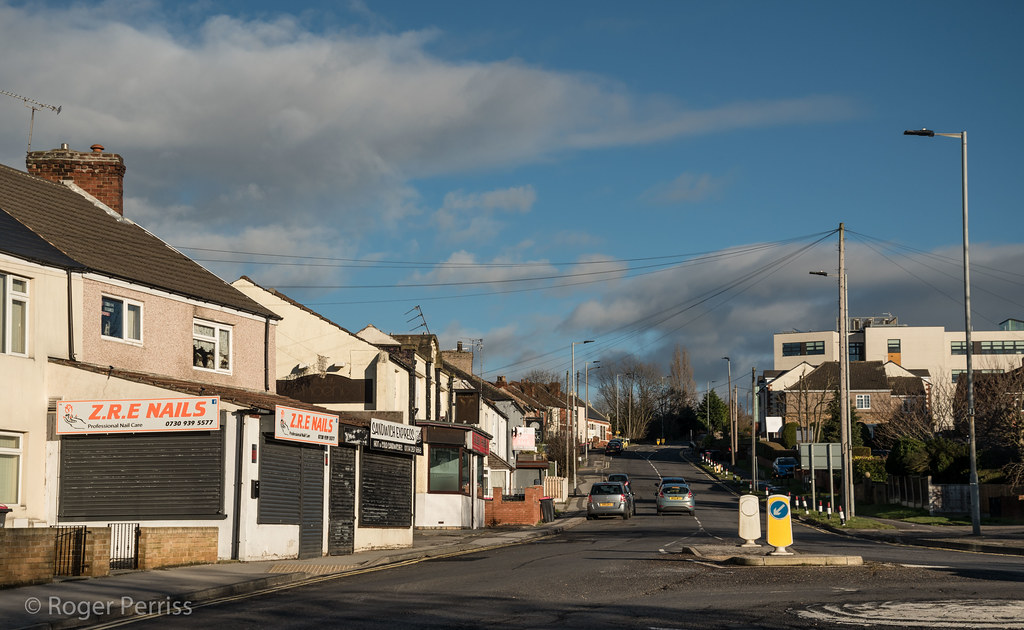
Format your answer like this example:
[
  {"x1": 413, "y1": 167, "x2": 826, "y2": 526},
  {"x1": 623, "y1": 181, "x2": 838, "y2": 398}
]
[{"x1": 657, "y1": 509, "x2": 662, "y2": 515}]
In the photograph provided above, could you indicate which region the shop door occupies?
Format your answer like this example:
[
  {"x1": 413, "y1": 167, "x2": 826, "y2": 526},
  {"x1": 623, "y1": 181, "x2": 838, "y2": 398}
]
[
  {"x1": 328, "y1": 445, "x2": 356, "y2": 556},
  {"x1": 259, "y1": 437, "x2": 324, "y2": 559}
]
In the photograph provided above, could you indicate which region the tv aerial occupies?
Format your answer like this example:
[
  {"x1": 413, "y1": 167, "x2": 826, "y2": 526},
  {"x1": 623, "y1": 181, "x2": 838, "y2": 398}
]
[
  {"x1": 405, "y1": 305, "x2": 431, "y2": 335},
  {"x1": 1, "y1": 89, "x2": 62, "y2": 153}
]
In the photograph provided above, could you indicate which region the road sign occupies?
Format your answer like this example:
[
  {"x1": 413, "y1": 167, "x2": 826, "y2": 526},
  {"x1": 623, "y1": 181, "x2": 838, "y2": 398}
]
[
  {"x1": 766, "y1": 494, "x2": 793, "y2": 554},
  {"x1": 799, "y1": 442, "x2": 841, "y2": 470},
  {"x1": 738, "y1": 494, "x2": 761, "y2": 547}
]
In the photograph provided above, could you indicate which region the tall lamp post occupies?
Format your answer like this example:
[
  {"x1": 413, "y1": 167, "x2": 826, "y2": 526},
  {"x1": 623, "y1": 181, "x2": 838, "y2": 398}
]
[
  {"x1": 722, "y1": 357, "x2": 733, "y2": 465},
  {"x1": 585, "y1": 361, "x2": 601, "y2": 462},
  {"x1": 705, "y1": 380, "x2": 716, "y2": 439},
  {"x1": 570, "y1": 340, "x2": 593, "y2": 495},
  {"x1": 904, "y1": 128, "x2": 980, "y2": 535}
]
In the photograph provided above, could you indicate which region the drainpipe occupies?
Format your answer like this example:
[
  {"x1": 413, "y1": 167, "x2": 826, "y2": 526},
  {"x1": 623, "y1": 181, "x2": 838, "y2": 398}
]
[
  {"x1": 264, "y1": 317, "x2": 271, "y2": 391},
  {"x1": 231, "y1": 411, "x2": 245, "y2": 560},
  {"x1": 66, "y1": 270, "x2": 75, "y2": 360}
]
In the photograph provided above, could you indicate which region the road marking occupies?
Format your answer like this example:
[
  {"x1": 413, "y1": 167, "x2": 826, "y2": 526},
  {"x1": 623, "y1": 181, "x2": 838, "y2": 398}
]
[
  {"x1": 899, "y1": 563, "x2": 952, "y2": 569},
  {"x1": 797, "y1": 599, "x2": 1024, "y2": 628}
]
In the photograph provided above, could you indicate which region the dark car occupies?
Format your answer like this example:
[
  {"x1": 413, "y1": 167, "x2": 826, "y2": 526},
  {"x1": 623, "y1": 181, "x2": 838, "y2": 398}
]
[
  {"x1": 587, "y1": 481, "x2": 634, "y2": 519},
  {"x1": 605, "y1": 440, "x2": 623, "y2": 455},
  {"x1": 772, "y1": 456, "x2": 798, "y2": 478}
]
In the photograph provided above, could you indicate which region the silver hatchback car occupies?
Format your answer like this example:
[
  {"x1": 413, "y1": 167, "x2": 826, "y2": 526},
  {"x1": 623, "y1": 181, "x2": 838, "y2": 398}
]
[
  {"x1": 655, "y1": 483, "x2": 695, "y2": 516},
  {"x1": 587, "y1": 481, "x2": 634, "y2": 519}
]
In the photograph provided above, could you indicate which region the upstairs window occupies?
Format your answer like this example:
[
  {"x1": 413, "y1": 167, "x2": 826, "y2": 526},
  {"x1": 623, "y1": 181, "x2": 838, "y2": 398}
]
[
  {"x1": 856, "y1": 394, "x2": 871, "y2": 410},
  {"x1": 887, "y1": 339, "x2": 901, "y2": 354},
  {"x1": 193, "y1": 319, "x2": 231, "y2": 373},
  {"x1": 101, "y1": 296, "x2": 142, "y2": 342},
  {"x1": 782, "y1": 340, "x2": 825, "y2": 357},
  {"x1": 1, "y1": 273, "x2": 28, "y2": 356}
]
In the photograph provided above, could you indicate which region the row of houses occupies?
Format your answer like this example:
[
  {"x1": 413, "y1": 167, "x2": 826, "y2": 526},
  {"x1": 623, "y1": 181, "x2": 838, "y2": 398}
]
[{"x1": 0, "y1": 143, "x2": 609, "y2": 562}]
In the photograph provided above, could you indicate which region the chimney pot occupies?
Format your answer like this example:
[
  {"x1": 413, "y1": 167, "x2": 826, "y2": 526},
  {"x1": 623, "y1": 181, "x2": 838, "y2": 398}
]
[
  {"x1": 90, "y1": 144, "x2": 104, "y2": 153},
  {"x1": 60, "y1": 143, "x2": 69, "y2": 150}
]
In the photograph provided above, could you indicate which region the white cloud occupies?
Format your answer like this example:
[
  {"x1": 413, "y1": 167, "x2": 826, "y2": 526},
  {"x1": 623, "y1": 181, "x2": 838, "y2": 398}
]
[
  {"x1": 0, "y1": 3, "x2": 858, "y2": 265},
  {"x1": 643, "y1": 172, "x2": 725, "y2": 205}
]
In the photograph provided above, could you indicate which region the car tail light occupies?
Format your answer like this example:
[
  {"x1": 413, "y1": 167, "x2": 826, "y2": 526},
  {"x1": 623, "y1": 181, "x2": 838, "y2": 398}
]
[
  {"x1": 620, "y1": 494, "x2": 627, "y2": 503},
  {"x1": 587, "y1": 496, "x2": 593, "y2": 504},
  {"x1": 687, "y1": 491, "x2": 693, "y2": 498},
  {"x1": 658, "y1": 491, "x2": 664, "y2": 498}
]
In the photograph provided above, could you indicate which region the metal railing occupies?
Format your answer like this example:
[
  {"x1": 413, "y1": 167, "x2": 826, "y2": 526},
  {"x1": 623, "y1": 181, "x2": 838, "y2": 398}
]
[
  {"x1": 108, "y1": 522, "x2": 140, "y2": 570},
  {"x1": 53, "y1": 525, "x2": 87, "y2": 577}
]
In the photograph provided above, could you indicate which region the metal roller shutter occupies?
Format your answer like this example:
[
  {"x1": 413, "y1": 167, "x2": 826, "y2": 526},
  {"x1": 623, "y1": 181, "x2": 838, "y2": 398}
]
[
  {"x1": 329, "y1": 445, "x2": 356, "y2": 555},
  {"x1": 59, "y1": 431, "x2": 224, "y2": 520},
  {"x1": 257, "y1": 437, "x2": 302, "y2": 524},
  {"x1": 359, "y1": 451, "x2": 412, "y2": 527}
]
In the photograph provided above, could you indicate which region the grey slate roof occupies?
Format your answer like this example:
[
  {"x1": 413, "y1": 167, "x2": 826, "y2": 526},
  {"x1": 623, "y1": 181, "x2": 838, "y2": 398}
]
[
  {"x1": 0, "y1": 163, "x2": 277, "y2": 320},
  {"x1": 788, "y1": 361, "x2": 890, "y2": 391}
]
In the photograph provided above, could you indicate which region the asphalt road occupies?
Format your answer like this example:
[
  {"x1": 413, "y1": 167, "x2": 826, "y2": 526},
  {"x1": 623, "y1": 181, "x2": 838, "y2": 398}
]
[{"x1": 106, "y1": 445, "x2": 1024, "y2": 630}]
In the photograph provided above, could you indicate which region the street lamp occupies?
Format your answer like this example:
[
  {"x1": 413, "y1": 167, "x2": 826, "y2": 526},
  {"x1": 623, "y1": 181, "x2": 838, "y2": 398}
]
[
  {"x1": 904, "y1": 128, "x2": 980, "y2": 535},
  {"x1": 570, "y1": 340, "x2": 593, "y2": 495},
  {"x1": 722, "y1": 357, "x2": 734, "y2": 465},
  {"x1": 585, "y1": 361, "x2": 601, "y2": 461},
  {"x1": 705, "y1": 380, "x2": 716, "y2": 439}
]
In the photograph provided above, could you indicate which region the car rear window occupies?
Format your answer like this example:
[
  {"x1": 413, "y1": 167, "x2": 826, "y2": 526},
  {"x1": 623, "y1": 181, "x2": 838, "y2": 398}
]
[
  {"x1": 662, "y1": 485, "x2": 687, "y2": 494},
  {"x1": 591, "y1": 484, "x2": 621, "y2": 495}
]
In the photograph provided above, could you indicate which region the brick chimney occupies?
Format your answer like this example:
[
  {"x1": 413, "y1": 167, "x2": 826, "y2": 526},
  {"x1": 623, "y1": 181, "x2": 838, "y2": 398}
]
[{"x1": 26, "y1": 143, "x2": 126, "y2": 215}]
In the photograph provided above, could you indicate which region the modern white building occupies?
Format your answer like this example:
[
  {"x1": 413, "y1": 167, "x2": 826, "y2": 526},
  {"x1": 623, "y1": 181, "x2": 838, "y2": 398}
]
[{"x1": 774, "y1": 315, "x2": 1024, "y2": 384}]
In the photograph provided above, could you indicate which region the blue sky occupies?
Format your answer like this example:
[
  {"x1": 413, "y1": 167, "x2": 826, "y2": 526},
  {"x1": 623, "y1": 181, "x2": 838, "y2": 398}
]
[{"x1": 1, "y1": 1, "x2": 1022, "y2": 403}]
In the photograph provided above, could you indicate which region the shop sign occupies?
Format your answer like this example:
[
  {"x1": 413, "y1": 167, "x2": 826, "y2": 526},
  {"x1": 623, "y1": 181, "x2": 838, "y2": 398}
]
[
  {"x1": 369, "y1": 417, "x2": 423, "y2": 455},
  {"x1": 275, "y1": 405, "x2": 339, "y2": 446},
  {"x1": 470, "y1": 431, "x2": 490, "y2": 455},
  {"x1": 342, "y1": 426, "x2": 369, "y2": 446},
  {"x1": 57, "y1": 397, "x2": 220, "y2": 434},
  {"x1": 512, "y1": 426, "x2": 536, "y2": 451}
]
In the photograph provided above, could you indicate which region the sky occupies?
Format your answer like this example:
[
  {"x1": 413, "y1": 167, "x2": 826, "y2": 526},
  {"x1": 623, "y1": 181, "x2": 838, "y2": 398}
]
[{"x1": 1, "y1": 1, "x2": 1022, "y2": 407}]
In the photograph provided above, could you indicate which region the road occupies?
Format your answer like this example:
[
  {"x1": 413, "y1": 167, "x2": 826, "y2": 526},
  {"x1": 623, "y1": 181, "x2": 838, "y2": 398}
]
[{"x1": 108, "y1": 445, "x2": 1024, "y2": 629}]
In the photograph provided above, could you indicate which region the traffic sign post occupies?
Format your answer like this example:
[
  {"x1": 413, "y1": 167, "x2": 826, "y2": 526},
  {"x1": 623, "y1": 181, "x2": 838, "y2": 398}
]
[{"x1": 766, "y1": 494, "x2": 793, "y2": 555}]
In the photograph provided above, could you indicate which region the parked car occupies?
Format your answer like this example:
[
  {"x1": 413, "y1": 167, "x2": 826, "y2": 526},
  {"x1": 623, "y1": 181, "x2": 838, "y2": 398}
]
[
  {"x1": 655, "y1": 483, "x2": 695, "y2": 516},
  {"x1": 772, "y1": 456, "x2": 798, "y2": 478},
  {"x1": 605, "y1": 439, "x2": 623, "y2": 455},
  {"x1": 587, "y1": 481, "x2": 634, "y2": 519}
]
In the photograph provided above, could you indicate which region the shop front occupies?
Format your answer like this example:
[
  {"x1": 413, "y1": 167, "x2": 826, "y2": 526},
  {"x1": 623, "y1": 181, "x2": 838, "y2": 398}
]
[{"x1": 414, "y1": 422, "x2": 489, "y2": 529}]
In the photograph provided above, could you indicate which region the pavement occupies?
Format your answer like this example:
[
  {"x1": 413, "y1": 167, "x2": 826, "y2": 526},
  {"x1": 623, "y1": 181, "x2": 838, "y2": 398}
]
[
  {"x1": 4, "y1": 450, "x2": 1023, "y2": 629},
  {"x1": 1, "y1": 463, "x2": 608, "y2": 630}
]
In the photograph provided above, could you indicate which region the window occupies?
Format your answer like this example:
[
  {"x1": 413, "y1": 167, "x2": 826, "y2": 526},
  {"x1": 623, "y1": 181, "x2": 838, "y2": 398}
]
[
  {"x1": 428, "y1": 446, "x2": 462, "y2": 493},
  {"x1": 101, "y1": 296, "x2": 142, "y2": 342},
  {"x1": 855, "y1": 394, "x2": 871, "y2": 410},
  {"x1": 951, "y1": 341, "x2": 967, "y2": 356},
  {"x1": 0, "y1": 432, "x2": 22, "y2": 504},
  {"x1": 477, "y1": 455, "x2": 484, "y2": 499},
  {"x1": 482, "y1": 467, "x2": 491, "y2": 499},
  {"x1": 1, "y1": 273, "x2": 28, "y2": 356},
  {"x1": 952, "y1": 369, "x2": 1001, "y2": 383},
  {"x1": 980, "y1": 340, "x2": 1024, "y2": 355},
  {"x1": 887, "y1": 339, "x2": 901, "y2": 354},
  {"x1": 849, "y1": 342, "x2": 865, "y2": 362},
  {"x1": 782, "y1": 340, "x2": 825, "y2": 357},
  {"x1": 193, "y1": 319, "x2": 231, "y2": 372}
]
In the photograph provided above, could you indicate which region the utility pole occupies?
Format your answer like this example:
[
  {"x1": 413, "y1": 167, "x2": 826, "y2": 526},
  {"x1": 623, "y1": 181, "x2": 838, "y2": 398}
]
[
  {"x1": 723, "y1": 357, "x2": 733, "y2": 465},
  {"x1": 839, "y1": 223, "x2": 853, "y2": 518}
]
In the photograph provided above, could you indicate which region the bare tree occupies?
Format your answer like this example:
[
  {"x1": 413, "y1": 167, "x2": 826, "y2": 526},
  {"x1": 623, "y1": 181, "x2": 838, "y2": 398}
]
[
  {"x1": 966, "y1": 365, "x2": 1024, "y2": 489},
  {"x1": 522, "y1": 368, "x2": 560, "y2": 387},
  {"x1": 594, "y1": 357, "x2": 663, "y2": 440},
  {"x1": 668, "y1": 344, "x2": 697, "y2": 413}
]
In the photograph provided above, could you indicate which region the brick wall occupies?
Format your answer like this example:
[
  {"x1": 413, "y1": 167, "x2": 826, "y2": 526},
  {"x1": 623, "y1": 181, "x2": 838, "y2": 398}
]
[
  {"x1": 484, "y1": 486, "x2": 544, "y2": 526},
  {"x1": 0, "y1": 527, "x2": 110, "y2": 587},
  {"x1": 137, "y1": 527, "x2": 218, "y2": 570}
]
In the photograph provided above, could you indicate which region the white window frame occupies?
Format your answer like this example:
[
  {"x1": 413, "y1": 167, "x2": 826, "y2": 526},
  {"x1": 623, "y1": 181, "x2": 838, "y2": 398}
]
[
  {"x1": 0, "y1": 431, "x2": 23, "y2": 505},
  {"x1": 100, "y1": 295, "x2": 143, "y2": 343},
  {"x1": 1, "y1": 273, "x2": 29, "y2": 356},
  {"x1": 856, "y1": 394, "x2": 871, "y2": 410},
  {"x1": 192, "y1": 319, "x2": 232, "y2": 374}
]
